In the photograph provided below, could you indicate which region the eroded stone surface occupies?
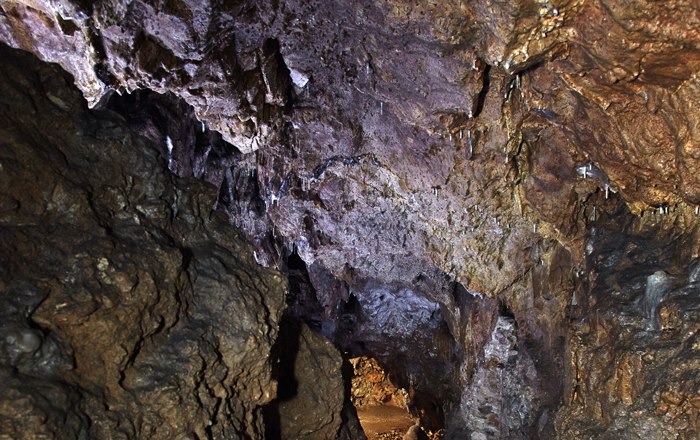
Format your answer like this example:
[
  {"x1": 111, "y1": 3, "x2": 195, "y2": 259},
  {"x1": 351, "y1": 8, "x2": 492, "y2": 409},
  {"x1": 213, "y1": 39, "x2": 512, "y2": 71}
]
[
  {"x1": 0, "y1": 44, "x2": 286, "y2": 439},
  {"x1": 0, "y1": 0, "x2": 699, "y2": 438},
  {"x1": 556, "y1": 211, "x2": 700, "y2": 439},
  {"x1": 267, "y1": 321, "x2": 355, "y2": 439}
]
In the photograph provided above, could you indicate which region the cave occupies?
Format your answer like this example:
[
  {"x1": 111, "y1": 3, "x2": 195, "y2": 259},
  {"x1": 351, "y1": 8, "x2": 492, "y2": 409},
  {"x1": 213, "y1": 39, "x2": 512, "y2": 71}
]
[{"x1": 0, "y1": 1, "x2": 699, "y2": 439}]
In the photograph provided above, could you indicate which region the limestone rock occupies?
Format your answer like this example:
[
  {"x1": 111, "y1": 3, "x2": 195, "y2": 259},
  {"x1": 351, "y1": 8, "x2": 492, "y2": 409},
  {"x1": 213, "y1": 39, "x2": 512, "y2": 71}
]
[{"x1": 403, "y1": 424, "x2": 429, "y2": 440}]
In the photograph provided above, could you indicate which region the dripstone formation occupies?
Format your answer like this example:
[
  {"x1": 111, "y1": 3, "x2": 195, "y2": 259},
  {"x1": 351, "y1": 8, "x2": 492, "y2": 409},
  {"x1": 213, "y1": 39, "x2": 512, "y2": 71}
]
[{"x1": 0, "y1": 1, "x2": 698, "y2": 438}]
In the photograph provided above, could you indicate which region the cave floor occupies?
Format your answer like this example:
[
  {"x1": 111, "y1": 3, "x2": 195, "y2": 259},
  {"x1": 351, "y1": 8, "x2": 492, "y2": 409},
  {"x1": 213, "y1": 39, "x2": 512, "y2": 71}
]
[{"x1": 356, "y1": 404, "x2": 418, "y2": 439}]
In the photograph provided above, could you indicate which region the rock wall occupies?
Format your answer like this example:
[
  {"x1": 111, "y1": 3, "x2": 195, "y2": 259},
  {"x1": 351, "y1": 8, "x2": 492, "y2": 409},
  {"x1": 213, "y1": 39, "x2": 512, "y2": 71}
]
[
  {"x1": 266, "y1": 320, "x2": 358, "y2": 440},
  {"x1": 350, "y1": 356, "x2": 409, "y2": 409},
  {"x1": 0, "y1": 44, "x2": 288, "y2": 439},
  {"x1": 0, "y1": 0, "x2": 699, "y2": 438},
  {"x1": 556, "y1": 210, "x2": 700, "y2": 439}
]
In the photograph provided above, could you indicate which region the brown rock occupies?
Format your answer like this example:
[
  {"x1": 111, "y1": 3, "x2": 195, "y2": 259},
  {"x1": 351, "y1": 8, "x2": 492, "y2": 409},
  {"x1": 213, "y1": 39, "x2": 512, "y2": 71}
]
[
  {"x1": 403, "y1": 424, "x2": 429, "y2": 440},
  {"x1": 0, "y1": 0, "x2": 699, "y2": 438},
  {"x1": 266, "y1": 320, "x2": 360, "y2": 439},
  {"x1": 0, "y1": 44, "x2": 286, "y2": 439}
]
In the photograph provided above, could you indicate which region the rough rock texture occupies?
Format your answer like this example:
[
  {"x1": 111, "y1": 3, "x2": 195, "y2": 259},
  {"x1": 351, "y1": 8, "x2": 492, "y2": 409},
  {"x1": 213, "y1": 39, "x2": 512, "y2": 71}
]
[
  {"x1": 556, "y1": 209, "x2": 700, "y2": 440},
  {"x1": 448, "y1": 315, "x2": 540, "y2": 439},
  {"x1": 402, "y1": 425, "x2": 430, "y2": 440},
  {"x1": 0, "y1": 44, "x2": 287, "y2": 439},
  {"x1": 266, "y1": 320, "x2": 357, "y2": 440},
  {"x1": 350, "y1": 356, "x2": 409, "y2": 409},
  {"x1": 1, "y1": 0, "x2": 699, "y2": 438}
]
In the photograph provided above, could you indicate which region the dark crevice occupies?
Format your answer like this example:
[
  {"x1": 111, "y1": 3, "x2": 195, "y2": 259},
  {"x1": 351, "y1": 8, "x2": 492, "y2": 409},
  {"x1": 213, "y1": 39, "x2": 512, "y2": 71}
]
[
  {"x1": 498, "y1": 301, "x2": 516, "y2": 321},
  {"x1": 262, "y1": 315, "x2": 302, "y2": 440},
  {"x1": 472, "y1": 64, "x2": 490, "y2": 118},
  {"x1": 86, "y1": 26, "x2": 119, "y2": 92},
  {"x1": 284, "y1": 252, "x2": 325, "y2": 331}
]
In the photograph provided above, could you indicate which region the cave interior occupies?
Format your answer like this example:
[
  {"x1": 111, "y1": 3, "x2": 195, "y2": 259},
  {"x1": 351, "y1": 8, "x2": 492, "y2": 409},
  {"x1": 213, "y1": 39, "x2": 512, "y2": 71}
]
[{"x1": 0, "y1": 0, "x2": 699, "y2": 439}]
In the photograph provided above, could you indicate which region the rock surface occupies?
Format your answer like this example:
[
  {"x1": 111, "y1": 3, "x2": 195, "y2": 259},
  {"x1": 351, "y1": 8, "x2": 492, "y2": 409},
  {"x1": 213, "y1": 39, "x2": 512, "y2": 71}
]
[
  {"x1": 266, "y1": 319, "x2": 361, "y2": 439},
  {"x1": 0, "y1": 0, "x2": 699, "y2": 438},
  {"x1": 350, "y1": 356, "x2": 409, "y2": 409},
  {"x1": 556, "y1": 210, "x2": 700, "y2": 440},
  {"x1": 0, "y1": 44, "x2": 287, "y2": 439}
]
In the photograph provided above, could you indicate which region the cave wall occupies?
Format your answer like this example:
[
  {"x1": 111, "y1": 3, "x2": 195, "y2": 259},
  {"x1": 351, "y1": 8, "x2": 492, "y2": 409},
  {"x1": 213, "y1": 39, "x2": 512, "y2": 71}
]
[
  {"x1": 0, "y1": 0, "x2": 699, "y2": 439},
  {"x1": 0, "y1": 41, "x2": 364, "y2": 440},
  {"x1": 0, "y1": 44, "x2": 288, "y2": 439},
  {"x1": 556, "y1": 209, "x2": 700, "y2": 439}
]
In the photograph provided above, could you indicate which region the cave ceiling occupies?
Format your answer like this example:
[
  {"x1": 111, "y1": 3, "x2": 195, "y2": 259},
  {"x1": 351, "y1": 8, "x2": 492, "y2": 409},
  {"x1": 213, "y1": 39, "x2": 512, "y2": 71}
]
[{"x1": 0, "y1": 0, "x2": 699, "y2": 439}]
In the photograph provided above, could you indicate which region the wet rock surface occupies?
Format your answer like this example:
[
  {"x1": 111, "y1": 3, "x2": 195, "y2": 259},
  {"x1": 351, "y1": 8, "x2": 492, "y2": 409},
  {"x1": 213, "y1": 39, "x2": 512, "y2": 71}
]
[{"x1": 0, "y1": 0, "x2": 699, "y2": 438}]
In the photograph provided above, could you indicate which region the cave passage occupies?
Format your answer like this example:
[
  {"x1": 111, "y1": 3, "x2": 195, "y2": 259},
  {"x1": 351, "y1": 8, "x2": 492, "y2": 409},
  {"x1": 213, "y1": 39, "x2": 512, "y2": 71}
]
[
  {"x1": 1, "y1": 1, "x2": 700, "y2": 439},
  {"x1": 350, "y1": 356, "x2": 425, "y2": 440}
]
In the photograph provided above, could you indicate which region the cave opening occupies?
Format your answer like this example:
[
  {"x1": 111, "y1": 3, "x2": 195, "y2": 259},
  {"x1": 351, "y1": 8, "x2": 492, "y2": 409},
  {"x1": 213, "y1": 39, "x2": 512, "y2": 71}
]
[
  {"x1": 349, "y1": 356, "x2": 431, "y2": 440},
  {"x1": 263, "y1": 248, "x2": 448, "y2": 439}
]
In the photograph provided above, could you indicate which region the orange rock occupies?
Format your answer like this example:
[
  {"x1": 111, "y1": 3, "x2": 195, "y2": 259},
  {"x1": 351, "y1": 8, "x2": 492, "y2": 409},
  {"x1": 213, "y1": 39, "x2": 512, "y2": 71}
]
[
  {"x1": 661, "y1": 391, "x2": 685, "y2": 406},
  {"x1": 367, "y1": 372, "x2": 384, "y2": 383}
]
